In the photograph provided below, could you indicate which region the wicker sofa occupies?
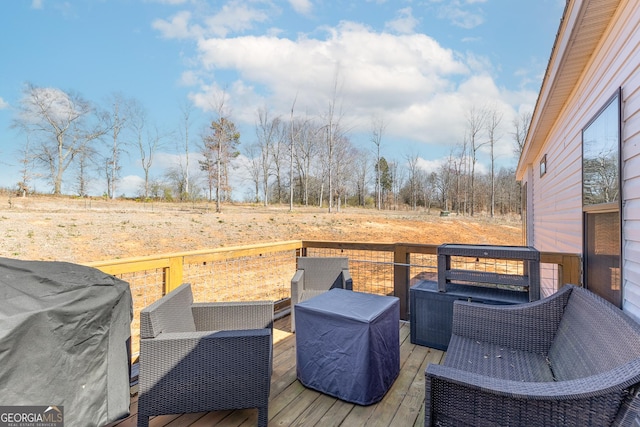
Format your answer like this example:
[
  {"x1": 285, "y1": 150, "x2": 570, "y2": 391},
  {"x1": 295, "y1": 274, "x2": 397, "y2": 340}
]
[
  {"x1": 425, "y1": 285, "x2": 640, "y2": 426},
  {"x1": 137, "y1": 283, "x2": 274, "y2": 427}
]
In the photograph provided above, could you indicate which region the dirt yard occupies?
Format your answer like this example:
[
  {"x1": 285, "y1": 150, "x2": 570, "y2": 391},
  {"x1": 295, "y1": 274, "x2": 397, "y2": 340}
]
[{"x1": 1, "y1": 195, "x2": 523, "y2": 263}]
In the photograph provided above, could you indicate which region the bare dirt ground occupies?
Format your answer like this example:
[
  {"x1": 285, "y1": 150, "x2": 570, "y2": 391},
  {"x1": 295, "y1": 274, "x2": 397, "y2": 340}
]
[{"x1": 0, "y1": 195, "x2": 523, "y2": 263}]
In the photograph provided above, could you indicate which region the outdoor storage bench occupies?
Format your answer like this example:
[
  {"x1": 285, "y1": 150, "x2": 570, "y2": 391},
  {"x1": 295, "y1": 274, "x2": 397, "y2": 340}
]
[{"x1": 425, "y1": 285, "x2": 640, "y2": 426}]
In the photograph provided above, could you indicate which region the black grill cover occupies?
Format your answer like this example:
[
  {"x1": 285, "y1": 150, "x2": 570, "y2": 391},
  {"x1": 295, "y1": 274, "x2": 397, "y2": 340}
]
[{"x1": 0, "y1": 258, "x2": 132, "y2": 426}]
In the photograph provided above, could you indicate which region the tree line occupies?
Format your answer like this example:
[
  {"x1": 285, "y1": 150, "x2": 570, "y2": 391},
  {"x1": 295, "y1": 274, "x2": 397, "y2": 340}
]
[{"x1": 10, "y1": 82, "x2": 530, "y2": 216}]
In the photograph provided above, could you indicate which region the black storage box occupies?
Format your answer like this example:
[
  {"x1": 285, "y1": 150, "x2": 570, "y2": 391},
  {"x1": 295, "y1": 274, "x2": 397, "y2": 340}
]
[{"x1": 410, "y1": 280, "x2": 529, "y2": 350}]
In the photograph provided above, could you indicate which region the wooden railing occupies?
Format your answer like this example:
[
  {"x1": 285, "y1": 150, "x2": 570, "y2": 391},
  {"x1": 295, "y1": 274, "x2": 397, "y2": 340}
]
[{"x1": 86, "y1": 240, "x2": 581, "y2": 357}]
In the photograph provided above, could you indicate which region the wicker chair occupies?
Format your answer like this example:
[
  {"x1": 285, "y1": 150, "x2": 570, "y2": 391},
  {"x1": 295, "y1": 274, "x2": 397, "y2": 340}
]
[
  {"x1": 137, "y1": 283, "x2": 274, "y2": 427},
  {"x1": 425, "y1": 285, "x2": 640, "y2": 426},
  {"x1": 290, "y1": 257, "x2": 352, "y2": 331}
]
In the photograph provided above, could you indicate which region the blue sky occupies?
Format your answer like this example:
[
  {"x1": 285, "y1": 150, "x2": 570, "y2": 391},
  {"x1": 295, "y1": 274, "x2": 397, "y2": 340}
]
[{"x1": 0, "y1": 0, "x2": 565, "y2": 198}]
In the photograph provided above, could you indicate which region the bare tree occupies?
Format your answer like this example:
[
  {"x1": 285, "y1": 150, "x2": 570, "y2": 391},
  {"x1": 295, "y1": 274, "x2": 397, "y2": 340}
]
[
  {"x1": 422, "y1": 171, "x2": 437, "y2": 213},
  {"x1": 243, "y1": 142, "x2": 262, "y2": 203},
  {"x1": 323, "y1": 67, "x2": 347, "y2": 213},
  {"x1": 179, "y1": 101, "x2": 194, "y2": 200},
  {"x1": 103, "y1": 93, "x2": 135, "y2": 199},
  {"x1": 289, "y1": 96, "x2": 298, "y2": 211},
  {"x1": 14, "y1": 83, "x2": 106, "y2": 194},
  {"x1": 466, "y1": 104, "x2": 488, "y2": 216},
  {"x1": 271, "y1": 117, "x2": 288, "y2": 204},
  {"x1": 293, "y1": 118, "x2": 319, "y2": 206},
  {"x1": 255, "y1": 106, "x2": 280, "y2": 206},
  {"x1": 352, "y1": 147, "x2": 370, "y2": 207},
  {"x1": 486, "y1": 105, "x2": 503, "y2": 218},
  {"x1": 512, "y1": 110, "x2": 532, "y2": 160},
  {"x1": 129, "y1": 100, "x2": 152, "y2": 198},
  {"x1": 138, "y1": 124, "x2": 167, "y2": 199},
  {"x1": 13, "y1": 123, "x2": 37, "y2": 197},
  {"x1": 74, "y1": 142, "x2": 100, "y2": 197},
  {"x1": 451, "y1": 141, "x2": 467, "y2": 215},
  {"x1": 405, "y1": 152, "x2": 421, "y2": 210},
  {"x1": 370, "y1": 115, "x2": 387, "y2": 210},
  {"x1": 437, "y1": 152, "x2": 456, "y2": 212},
  {"x1": 332, "y1": 135, "x2": 355, "y2": 211}
]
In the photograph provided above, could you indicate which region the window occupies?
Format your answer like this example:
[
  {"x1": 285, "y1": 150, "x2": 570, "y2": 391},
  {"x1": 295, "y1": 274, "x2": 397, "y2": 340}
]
[
  {"x1": 583, "y1": 92, "x2": 621, "y2": 207},
  {"x1": 582, "y1": 89, "x2": 622, "y2": 307}
]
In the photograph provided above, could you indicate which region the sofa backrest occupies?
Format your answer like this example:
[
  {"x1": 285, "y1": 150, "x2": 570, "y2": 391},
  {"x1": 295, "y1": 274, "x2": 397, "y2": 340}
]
[
  {"x1": 297, "y1": 257, "x2": 349, "y2": 291},
  {"x1": 549, "y1": 287, "x2": 640, "y2": 381},
  {"x1": 140, "y1": 283, "x2": 197, "y2": 339}
]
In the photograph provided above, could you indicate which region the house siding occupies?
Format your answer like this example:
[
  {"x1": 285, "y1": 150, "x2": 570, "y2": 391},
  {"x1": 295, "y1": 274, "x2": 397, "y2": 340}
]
[
  {"x1": 523, "y1": 0, "x2": 640, "y2": 320},
  {"x1": 619, "y1": 0, "x2": 640, "y2": 322}
]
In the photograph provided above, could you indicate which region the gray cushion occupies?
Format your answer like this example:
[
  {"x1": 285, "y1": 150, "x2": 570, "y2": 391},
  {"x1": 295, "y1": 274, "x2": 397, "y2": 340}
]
[
  {"x1": 140, "y1": 283, "x2": 196, "y2": 338},
  {"x1": 549, "y1": 287, "x2": 640, "y2": 381},
  {"x1": 445, "y1": 335, "x2": 554, "y2": 382}
]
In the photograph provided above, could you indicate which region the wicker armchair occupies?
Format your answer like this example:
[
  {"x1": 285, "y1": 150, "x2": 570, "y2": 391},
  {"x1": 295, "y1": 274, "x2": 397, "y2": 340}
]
[
  {"x1": 137, "y1": 283, "x2": 274, "y2": 427},
  {"x1": 290, "y1": 257, "x2": 352, "y2": 331},
  {"x1": 425, "y1": 285, "x2": 640, "y2": 426}
]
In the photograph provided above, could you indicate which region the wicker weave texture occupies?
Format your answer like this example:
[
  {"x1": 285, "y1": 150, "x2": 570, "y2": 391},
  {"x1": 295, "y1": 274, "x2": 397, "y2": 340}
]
[
  {"x1": 425, "y1": 285, "x2": 640, "y2": 426},
  {"x1": 290, "y1": 257, "x2": 352, "y2": 331},
  {"x1": 138, "y1": 283, "x2": 273, "y2": 427}
]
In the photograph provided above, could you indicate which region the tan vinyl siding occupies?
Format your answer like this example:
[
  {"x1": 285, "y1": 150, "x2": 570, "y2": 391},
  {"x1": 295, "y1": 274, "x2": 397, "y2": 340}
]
[
  {"x1": 618, "y1": 1, "x2": 640, "y2": 320},
  {"x1": 531, "y1": 126, "x2": 583, "y2": 254},
  {"x1": 523, "y1": 0, "x2": 640, "y2": 317}
]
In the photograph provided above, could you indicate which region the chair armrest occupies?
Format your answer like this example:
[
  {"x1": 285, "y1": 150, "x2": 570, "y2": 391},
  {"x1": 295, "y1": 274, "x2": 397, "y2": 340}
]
[
  {"x1": 426, "y1": 360, "x2": 640, "y2": 426},
  {"x1": 451, "y1": 285, "x2": 572, "y2": 353},
  {"x1": 427, "y1": 360, "x2": 640, "y2": 400},
  {"x1": 342, "y1": 270, "x2": 353, "y2": 290},
  {"x1": 192, "y1": 301, "x2": 274, "y2": 331},
  {"x1": 291, "y1": 270, "x2": 305, "y2": 304}
]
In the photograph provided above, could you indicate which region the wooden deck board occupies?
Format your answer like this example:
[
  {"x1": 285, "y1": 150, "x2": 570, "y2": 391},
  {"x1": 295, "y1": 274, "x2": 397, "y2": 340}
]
[{"x1": 106, "y1": 316, "x2": 444, "y2": 427}]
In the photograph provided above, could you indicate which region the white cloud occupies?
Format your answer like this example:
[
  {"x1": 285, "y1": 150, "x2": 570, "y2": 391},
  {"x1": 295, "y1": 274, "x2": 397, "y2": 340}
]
[
  {"x1": 154, "y1": 2, "x2": 274, "y2": 39},
  {"x1": 0, "y1": 97, "x2": 8, "y2": 109},
  {"x1": 159, "y1": 11, "x2": 530, "y2": 167},
  {"x1": 116, "y1": 175, "x2": 145, "y2": 198},
  {"x1": 153, "y1": 11, "x2": 202, "y2": 39},
  {"x1": 191, "y1": 22, "x2": 475, "y2": 142},
  {"x1": 385, "y1": 7, "x2": 419, "y2": 35},
  {"x1": 204, "y1": 1, "x2": 271, "y2": 37},
  {"x1": 417, "y1": 157, "x2": 445, "y2": 174},
  {"x1": 179, "y1": 70, "x2": 202, "y2": 87},
  {"x1": 437, "y1": 1, "x2": 485, "y2": 29},
  {"x1": 288, "y1": 0, "x2": 313, "y2": 15},
  {"x1": 31, "y1": 0, "x2": 43, "y2": 10}
]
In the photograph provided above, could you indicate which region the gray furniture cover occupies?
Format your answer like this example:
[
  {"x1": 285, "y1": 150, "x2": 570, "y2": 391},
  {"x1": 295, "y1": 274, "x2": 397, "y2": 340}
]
[
  {"x1": 295, "y1": 288, "x2": 400, "y2": 405},
  {"x1": 0, "y1": 257, "x2": 132, "y2": 427}
]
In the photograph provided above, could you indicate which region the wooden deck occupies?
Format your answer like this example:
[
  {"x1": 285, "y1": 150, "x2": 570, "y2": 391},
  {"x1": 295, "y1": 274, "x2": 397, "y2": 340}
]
[{"x1": 106, "y1": 315, "x2": 445, "y2": 427}]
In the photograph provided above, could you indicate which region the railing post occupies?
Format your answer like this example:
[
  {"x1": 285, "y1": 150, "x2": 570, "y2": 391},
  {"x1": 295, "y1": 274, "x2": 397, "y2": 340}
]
[
  {"x1": 562, "y1": 254, "x2": 582, "y2": 287},
  {"x1": 165, "y1": 256, "x2": 184, "y2": 293},
  {"x1": 394, "y1": 245, "x2": 410, "y2": 321}
]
